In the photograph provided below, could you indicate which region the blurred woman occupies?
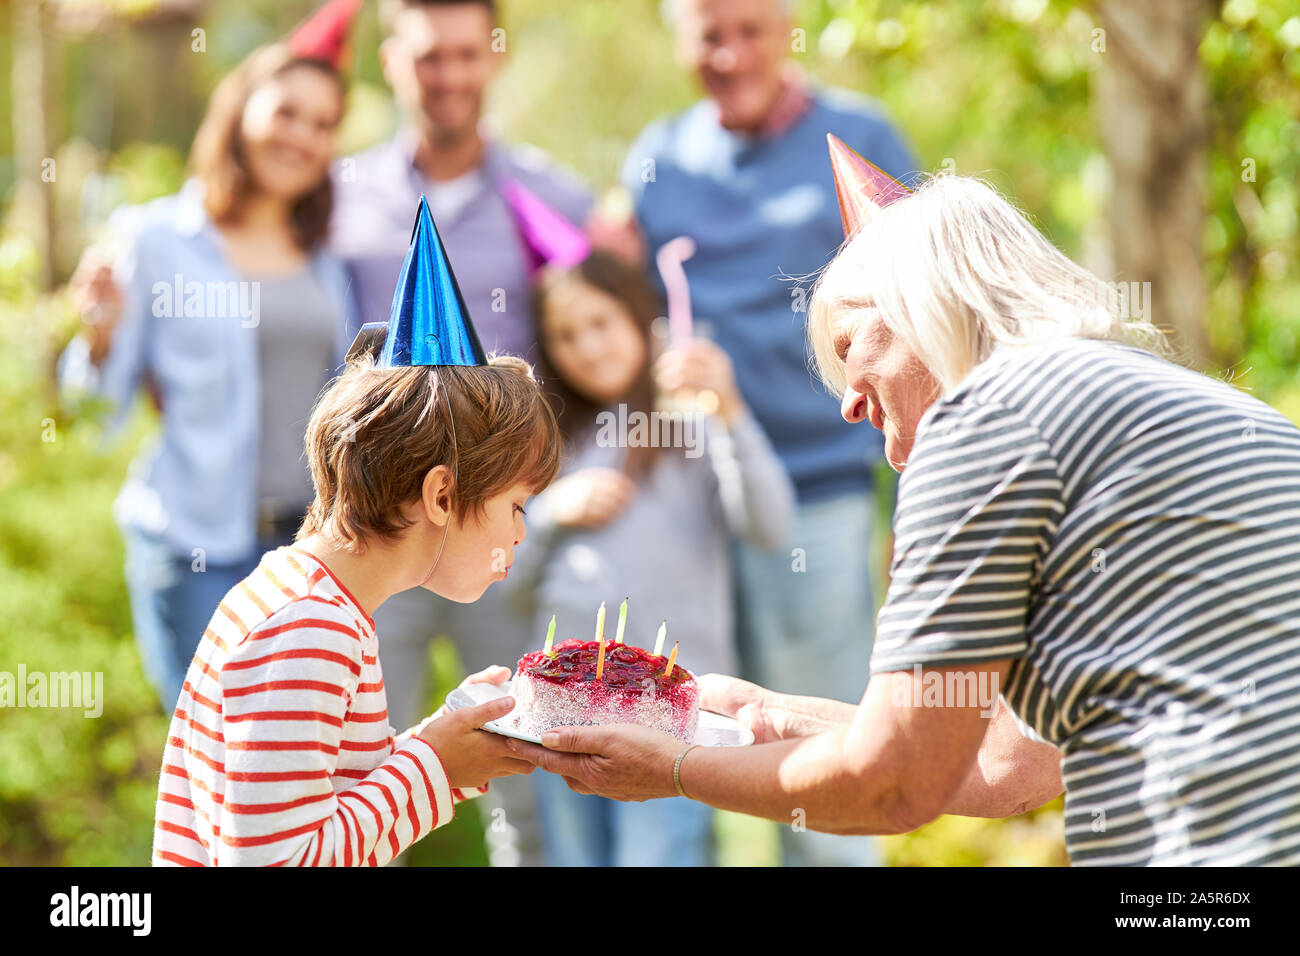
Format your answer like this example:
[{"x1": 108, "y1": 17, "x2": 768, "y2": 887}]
[
  {"x1": 512, "y1": 249, "x2": 796, "y2": 866},
  {"x1": 61, "y1": 43, "x2": 357, "y2": 712}
]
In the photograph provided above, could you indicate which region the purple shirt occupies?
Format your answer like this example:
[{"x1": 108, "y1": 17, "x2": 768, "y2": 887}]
[{"x1": 329, "y1": 130, "x2": 593, "y2": 363}]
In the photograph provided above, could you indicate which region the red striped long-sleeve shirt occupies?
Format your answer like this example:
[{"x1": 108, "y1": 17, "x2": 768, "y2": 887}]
[{"x1": 152, "y1": 546, "x2": 484, "y2": 866}]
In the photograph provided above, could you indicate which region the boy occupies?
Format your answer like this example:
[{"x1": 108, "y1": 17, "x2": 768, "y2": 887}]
[{"x1": 152, "y1": 198, "x2": 560, "y2": 865}]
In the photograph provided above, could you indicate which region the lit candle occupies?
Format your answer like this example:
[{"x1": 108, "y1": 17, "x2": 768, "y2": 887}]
[
  {"x1": 543, "y1": 613, "x2": 556, "y2": 657},
  {"x1": 664, "y1": 641, "x2": 679, "y2": 677},
  {"x1": 595, "y1": 602, "x2": 607, "y2": 680},
  {"x1": 614, "y1": 597, "x2": 628, "y2": 644},
  {"x1": 653, "y1": 620, "x2": 667, "y2": 658}
]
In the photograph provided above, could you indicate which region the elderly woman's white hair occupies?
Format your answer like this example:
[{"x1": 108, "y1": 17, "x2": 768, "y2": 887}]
[{"x1": 808, "y1": 175, "x2": 1172, "y2": 396}]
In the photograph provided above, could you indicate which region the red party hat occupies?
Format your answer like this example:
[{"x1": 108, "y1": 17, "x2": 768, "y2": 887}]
[{"x1": 288, "y1": 0, "x2": 363, "y2": 70}]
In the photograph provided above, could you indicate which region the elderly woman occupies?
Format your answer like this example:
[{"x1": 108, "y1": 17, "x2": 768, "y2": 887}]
[{"x1": 507, "y1": 174, "x2": 1300, "y2": 866}]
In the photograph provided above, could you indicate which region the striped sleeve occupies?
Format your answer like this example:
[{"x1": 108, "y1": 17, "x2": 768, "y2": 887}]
[
  {"x1": 216, "y1": 602, "x2": 455, "y2": 866},
  {"x1": 394, "y1": 706, "x2": 491, "y2": 806},
  {"x1": 871, "y1": 401, "x2": 1065, "y2": 673}
]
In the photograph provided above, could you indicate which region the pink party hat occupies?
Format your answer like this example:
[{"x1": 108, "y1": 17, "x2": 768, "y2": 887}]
[{"x1": 501, "y1": 178, "x2": 591, "y2": 275}]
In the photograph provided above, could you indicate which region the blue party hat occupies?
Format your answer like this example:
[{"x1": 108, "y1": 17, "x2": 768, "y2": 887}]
[{"x1": 363, "y1": 196, "x2": 489, "y2": 369}]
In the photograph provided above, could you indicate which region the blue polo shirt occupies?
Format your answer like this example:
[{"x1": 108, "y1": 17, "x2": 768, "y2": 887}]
[{"x1": 622, "y1": 87, "x2": 917, "y2": 503}]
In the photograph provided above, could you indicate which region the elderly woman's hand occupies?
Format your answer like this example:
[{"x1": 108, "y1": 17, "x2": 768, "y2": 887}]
[
  {"x1": 698, "y1": 673, "x2": 859, "y2": 744},
  {"x1": 696, "y1": 672, "x2": 765, "y2": 717},
  {"x1": 696, "y1": 673, "x2": 784, "y2": 744},
  {"x1": 506, "y1": 725, "x2": 684, "y2": 801}
]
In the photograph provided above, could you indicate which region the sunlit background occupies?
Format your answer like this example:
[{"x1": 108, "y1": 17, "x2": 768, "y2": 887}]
[{"x1": 2, "y1": 0, "x2": 1298, "y2": 865}]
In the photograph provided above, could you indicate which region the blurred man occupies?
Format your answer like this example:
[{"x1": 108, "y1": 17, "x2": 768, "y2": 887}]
[
  {"x1": 333, "y1": 0, "x2": 589, "y2": 354},
  {"x1": 622, "y1": 0, "x2": 917, "y2": 866},
  {"x1": 329, "y1": 0, "x2": 591, "y2": 867}
]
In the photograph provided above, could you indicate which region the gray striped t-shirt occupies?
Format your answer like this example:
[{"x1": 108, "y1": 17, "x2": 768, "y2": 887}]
[{"x1": 871, "y1": 337, "x2": 1300, "y2": 866}]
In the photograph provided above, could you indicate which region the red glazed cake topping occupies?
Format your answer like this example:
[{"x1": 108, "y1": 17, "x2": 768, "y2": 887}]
[
  {"x1": 518, "y1": 639, "x2": 695, "y2": 696},
  {"x1": 511, "y1": 639, "x2": 700, "y2": 742}
]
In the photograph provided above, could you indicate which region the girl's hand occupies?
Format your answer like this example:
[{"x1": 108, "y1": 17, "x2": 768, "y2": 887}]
[
  {"x1": 654, "y1": 339, "x2": 745, "y2": 425},
  {"x1": 547, "y1": 467, "x2": 636, "y2": 529}
]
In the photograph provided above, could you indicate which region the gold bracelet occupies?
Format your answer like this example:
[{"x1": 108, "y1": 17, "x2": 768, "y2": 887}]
[{"x1": 673, "y1": 744, "x2": 700, "y2": 798}]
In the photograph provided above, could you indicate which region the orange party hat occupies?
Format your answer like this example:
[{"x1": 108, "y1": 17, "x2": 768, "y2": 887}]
[{"x1": 827, "y1": 133, "x2": 911, "y2": 237}]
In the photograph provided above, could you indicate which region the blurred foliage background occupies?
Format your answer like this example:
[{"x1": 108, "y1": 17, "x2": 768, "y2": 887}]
[{"x1": 2, "y1": 0, "x2": 1298, "y2": 866}]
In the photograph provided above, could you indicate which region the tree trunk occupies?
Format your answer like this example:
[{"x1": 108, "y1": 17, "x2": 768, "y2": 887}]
[
  {"x1": 125, "y1": 15, "x2": 201, "y2": 152},
  {"x1": 1092, "y1": 0, "x2": 1214, "y2": 368},
  {"x1": 11, "y1": 0, "x2": 55, "y2": 290}
]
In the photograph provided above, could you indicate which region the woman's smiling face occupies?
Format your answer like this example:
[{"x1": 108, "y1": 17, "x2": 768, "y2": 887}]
[{"x1": 831, "y1": 305, "x2": 941, "y2": 471}]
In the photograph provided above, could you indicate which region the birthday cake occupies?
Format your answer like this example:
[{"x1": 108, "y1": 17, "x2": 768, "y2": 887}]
[{"x1": 511, "y1": 639, "x2": 700, "y2": 742}]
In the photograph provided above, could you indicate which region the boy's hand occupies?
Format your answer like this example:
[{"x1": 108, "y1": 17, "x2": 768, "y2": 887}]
[
  {"x1": 547, "y1": 467, "x2": 636, "y2": 529},
  {"x1": 416, "y1": 693, "x2": 535, "y2": 790}
]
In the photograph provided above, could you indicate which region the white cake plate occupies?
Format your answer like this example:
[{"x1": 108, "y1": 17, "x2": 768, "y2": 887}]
[{"x1": 444, "y1": 679, "x2": 755, "y2": 747}]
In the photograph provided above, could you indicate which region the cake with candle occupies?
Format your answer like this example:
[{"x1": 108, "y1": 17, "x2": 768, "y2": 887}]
[{"x1": 511, "y1": 639, "x2": 700, "y2": 742}]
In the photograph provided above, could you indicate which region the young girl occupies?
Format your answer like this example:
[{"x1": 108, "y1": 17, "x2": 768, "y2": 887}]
[{"x1": 514, "y1": 249, "x2": 797, "y2": 866}]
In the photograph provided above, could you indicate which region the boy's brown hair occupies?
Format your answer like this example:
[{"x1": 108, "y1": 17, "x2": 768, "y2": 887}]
[{"x1": 298, "y1": 353, "x2": 560, "y2": 550}]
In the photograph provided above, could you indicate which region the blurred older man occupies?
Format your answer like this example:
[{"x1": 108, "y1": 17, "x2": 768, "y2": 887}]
[{"x1": 622, "y1": 0, "x2": 917, "y2": 867}]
